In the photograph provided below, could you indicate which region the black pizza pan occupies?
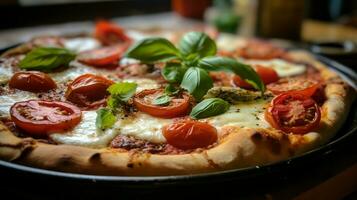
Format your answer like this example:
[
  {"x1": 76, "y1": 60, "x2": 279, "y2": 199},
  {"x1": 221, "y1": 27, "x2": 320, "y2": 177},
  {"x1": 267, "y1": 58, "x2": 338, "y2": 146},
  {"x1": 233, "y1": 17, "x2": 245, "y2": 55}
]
[{"x1": 0, "y1": 46, "x2": 356, "y2": 197}]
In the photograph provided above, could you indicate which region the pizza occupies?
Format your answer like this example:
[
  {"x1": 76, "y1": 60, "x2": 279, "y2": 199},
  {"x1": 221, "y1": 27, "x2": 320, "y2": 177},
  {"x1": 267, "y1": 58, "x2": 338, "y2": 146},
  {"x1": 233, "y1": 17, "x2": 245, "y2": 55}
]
[{"x1": 0, "y1": 20, "x2": 354, "y2": 176}]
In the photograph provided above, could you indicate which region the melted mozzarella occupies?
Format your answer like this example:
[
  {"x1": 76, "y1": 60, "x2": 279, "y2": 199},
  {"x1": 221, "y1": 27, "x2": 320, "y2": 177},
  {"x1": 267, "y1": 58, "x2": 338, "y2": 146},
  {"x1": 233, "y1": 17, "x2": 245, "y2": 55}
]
[
  {"x1": 243, "y1": 59, "x2": 306, "y2": 77},
  {"x1": 0, "y1": 91, "x2": 37, "y2": 118},
  {"x1": 217, "y1": 34, "x2": 247, "y2": 51},
  {"x1": 125, "y1": 78, "x2": 160, "y2": 92},
  {"x1": 50, "y1": 111, "x2": 118, "y2": 148},
  {"x1": 50, "y1": 62, "x2": 95, "y2": 83},
  {"x1": 112, "y1": 113, "x2": 170, "y2": 143},
  {"x1": 206, "y1": 99, "x2": 270, "y2": 131},
  {"x1": 0, "y1": 66, "x2": 13, "y2": 84},
  {"x1": 63, "y1": 37, "x2": 101, "y2": 53}
]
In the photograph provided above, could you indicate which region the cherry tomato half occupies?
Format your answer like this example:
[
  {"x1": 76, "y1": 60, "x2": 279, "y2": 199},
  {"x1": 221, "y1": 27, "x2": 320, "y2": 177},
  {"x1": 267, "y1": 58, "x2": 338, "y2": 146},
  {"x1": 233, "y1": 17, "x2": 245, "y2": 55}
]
[
  {"x1": 265, "y1": 92, "x2": 321, "y2": 134},
  {"x1": 162, "y1": 119, "x2": 218, "y2": 150},
  {"x1": 77, "y1": 45, "x2": 129, "y2": 67},
  {"x1": 10, "y1": 100, "x2": 81, "y2": 136},
  {"x1": 133, "y1": 89, "x2": 190, "y2": 118},
  {"x1": 94, "y1": 20, "x2": 132, "y2": 45},
  {"x1": 9, "y1": 71, "x2": 57, "y2": 92},
  {"x1": 233, "y1": 65, "x2": 279, "y2": 89},
  {"x1": 267, "y1": 77, "x2": 319, "y2": 97},
  {"x1": 65, "y1": 74, "x2": 114, "y2": 109}
]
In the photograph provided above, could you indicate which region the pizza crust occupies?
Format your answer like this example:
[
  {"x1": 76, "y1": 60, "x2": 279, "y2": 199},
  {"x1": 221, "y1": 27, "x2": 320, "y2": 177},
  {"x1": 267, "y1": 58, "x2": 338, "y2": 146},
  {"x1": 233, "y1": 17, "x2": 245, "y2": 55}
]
[{"x1": 0, "y1": 50, "x2": 355, "y2": 176}]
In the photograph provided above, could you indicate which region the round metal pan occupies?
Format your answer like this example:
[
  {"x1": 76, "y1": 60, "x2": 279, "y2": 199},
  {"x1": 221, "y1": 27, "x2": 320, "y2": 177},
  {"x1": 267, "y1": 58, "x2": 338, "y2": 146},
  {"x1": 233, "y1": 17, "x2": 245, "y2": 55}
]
[{"x1": 0, "y1": 48, "x2": 356, "y2": 192}]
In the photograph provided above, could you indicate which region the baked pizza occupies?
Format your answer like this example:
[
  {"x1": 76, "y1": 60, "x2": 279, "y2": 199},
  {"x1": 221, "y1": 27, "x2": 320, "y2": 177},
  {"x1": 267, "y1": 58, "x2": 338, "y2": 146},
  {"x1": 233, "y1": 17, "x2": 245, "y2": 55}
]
[{"x1": 0, "y1": 21, "x2": 354, "y2": 176}]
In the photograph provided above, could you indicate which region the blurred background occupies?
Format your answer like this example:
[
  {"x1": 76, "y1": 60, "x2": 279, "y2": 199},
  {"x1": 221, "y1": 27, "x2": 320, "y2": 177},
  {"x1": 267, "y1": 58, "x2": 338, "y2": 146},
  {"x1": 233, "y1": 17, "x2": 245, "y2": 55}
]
[{"x1": 0, "y1": 0, "x2": 356, "y2": 68}]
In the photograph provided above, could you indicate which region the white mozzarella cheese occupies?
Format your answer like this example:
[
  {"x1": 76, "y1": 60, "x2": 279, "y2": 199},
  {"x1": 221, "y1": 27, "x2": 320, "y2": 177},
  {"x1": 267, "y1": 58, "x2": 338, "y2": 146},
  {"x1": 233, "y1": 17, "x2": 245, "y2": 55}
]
[
  {"x1": 217, "y1": 34, "x2": 247, "y2": 51},
  {"x1": 112, "y1": 113, "x2": 170, "y2": 143},
  {"x1": 243, "y1": 59, "x2": 306, "y2": 77},
  {"x1": 0, "y1": 66, "x2": 13, "y2": 84},
  {"x1": 0, "y1": 91, "x2": 37, "y2": 118},
  {"x1": 206, "y1": 99, "x2": 270, "y2": 131},
  {"x1": 63, "y1": 37, "x2": 101, "y2": 53},
  {"x1": 125, "y1": 78, "x2": 160, "y2": 92},
  {"x1": 50, "y1": 111, "x2": 118, "y2": 148}
]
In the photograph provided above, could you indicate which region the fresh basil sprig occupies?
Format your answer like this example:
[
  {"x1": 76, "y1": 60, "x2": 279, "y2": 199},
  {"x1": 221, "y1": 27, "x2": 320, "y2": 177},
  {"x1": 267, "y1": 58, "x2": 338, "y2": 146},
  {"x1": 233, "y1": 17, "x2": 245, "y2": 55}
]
[
  {"x1": 180, "y1": 67, "x2": 213, "y2": 100},
  {"x1": 96, "y1": 82, "x2": 137, "y2": 130},
  {"x1": 19, "y1": 47, "x2": 76, "y2": 70},
  {"x1": 125, "y1": 31, "x2": 264, "y2": 102},
  {"x1": 190, "y1": 98, "x2": 230, "y2": 119},
  {"x1": 125, "y1": 38, "x2": 180, "y2": 63}
]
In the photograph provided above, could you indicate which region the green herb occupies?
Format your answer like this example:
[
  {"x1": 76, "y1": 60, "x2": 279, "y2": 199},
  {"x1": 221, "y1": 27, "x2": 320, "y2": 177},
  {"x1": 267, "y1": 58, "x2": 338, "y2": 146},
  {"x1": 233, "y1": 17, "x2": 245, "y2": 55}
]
[
  {"x1": 96, "y1": 108, "x2": 117, "y2": 130},
  {"x1": 125, "y1": 38, "x2": 180, "y2": 63},
  {"x1": 96, "y1": 82, "x2": 137, "y2": 129},
  {"x1": 164, "y1": 84, "x2": 180, "y2": 95},
  {"x1": 152, "y1": 94, "x2": 171, "y2": 106},
  {"x1": 198, "y1": 56, "x2": 265, "y2": 92},
  {"x1": 125, "y1": 31, "x2": 265, "y2": 101},
  {"x1": 178, "y1": 32, "x2": 217, "y2": 60},
  {"x1": 107, "y1": 82, "x2": 137, "y2": 102},
  {"x1": 161, "y1": 63, "x2": 187, "y2": 83},
  {"x1": 190, "y1": 98, "x2": 230, "y2": 119},
  {"x1": 180, "y1": 67, "x2": 213, "y2": 100},
  {"x1": 19, "y1": 47, "x2": 76, "y2": 70}
]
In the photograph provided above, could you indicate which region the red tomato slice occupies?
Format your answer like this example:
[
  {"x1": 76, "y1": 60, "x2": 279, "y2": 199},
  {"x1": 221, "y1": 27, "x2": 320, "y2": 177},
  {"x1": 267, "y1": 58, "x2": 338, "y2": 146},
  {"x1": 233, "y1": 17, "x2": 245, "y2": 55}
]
[
  {"x1": 9, "y1": 71, "x2": 57, "y2": 92},
  {"x1": 233, "y1": 65, "x2": 279, "y2": 89},
  {"x1": 10, "y1": 100, "x2": 81, "y2": 136},
  {"x1": 265, "y1": 92, "x2": 321, "y2": 134},
  {"x1": 267, "y1": 77, "x2": 319, "y2": 97},
  {"x1": 133, "y1": 89, "x2": 190, "y2": 118},
  {"x1": 162, "y1": 119, "x2": 217, "y2": 150},
  {"x1": 77, "y1": 44, "x2": 129, "y2": 67},
  {"x1": 94, "y1": 20, "x2": 132, "y2": 45},
  {"x1": 65, "y1": 74, "x2": 114, "y2": 109}
]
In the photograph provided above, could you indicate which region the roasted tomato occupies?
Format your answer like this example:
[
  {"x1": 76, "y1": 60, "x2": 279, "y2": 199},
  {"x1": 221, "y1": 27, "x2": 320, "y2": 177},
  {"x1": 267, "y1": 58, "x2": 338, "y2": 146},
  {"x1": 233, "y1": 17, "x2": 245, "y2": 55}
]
[
  {"x1": 133, "y1": 89, "x2": 190, "y2": 118},
  {"x1": 162, "y1": 119, "x2": 218, "y2": 150},
  {"x1": 265, "y1": 92, "x2": 321, "y2": 134},
  {"x1": 65, "y1": 74, "x2": 114, "y2": 109},
  {"x1": 9, "y1": 71, "x2": 57, "y2": 92},
  {"x1": 77, "y1": 45, "x2": 128, "y2": 67},
  {"x1": 10, "y1": 100, "x2": 81, "y2": 136},
  {"x1": 233, "y1": 65, "x2": 279, "y2": 89},
  {"x1": 94, "y1": 20, "x2": 132, "y2": 45},
  {"x1": 238, "y1": 40, "x2": 287, "y2": 60},
  {"x1": 267, "y1": 77, "x2": 319, "y2": 97}
]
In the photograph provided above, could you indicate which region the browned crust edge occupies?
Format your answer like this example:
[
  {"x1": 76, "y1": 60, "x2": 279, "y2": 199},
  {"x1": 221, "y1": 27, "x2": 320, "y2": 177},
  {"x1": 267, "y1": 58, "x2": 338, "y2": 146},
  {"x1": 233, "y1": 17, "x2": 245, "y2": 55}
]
[{"x1": 0, "y1": 50, "x2": 354, "y2": 176}]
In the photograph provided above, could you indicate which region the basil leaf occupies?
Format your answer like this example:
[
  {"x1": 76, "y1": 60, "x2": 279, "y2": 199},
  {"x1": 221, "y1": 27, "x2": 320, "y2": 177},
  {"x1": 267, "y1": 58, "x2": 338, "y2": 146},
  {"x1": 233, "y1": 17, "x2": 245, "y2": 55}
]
[
  {"x1": 19, "y1": 47, "x2": 76, "y2": 70},
  {"x1": 96, "y1": 108, "x2": 117, "y2": 129},
  {"x1": 107, "y1": 82, "x2": 137, "y2": 102},
  {"x1": 198, "y1": 56, "x2": 265, "y2": 92},
  {"x1": 190, "y1": 98, "x2": 230, "y2": 119},
  {"x1": 164, "y1": 84, "x2": 180, "y2": 95},
  {"x1": 161, "y1": 63, "x2": 187, "y2": 83},
  {"x1": 180, "y1": 67, "x2": 213, "y2": 100},
  {"x1": 178, "y1": 32, "x2": 217, "y2": 60},
  {"x1": 125, "y1": 38, "x2": 180, "y2": 63},
  {"x1": 152, "y1": 94, "x2": 171, "y2": 106}
]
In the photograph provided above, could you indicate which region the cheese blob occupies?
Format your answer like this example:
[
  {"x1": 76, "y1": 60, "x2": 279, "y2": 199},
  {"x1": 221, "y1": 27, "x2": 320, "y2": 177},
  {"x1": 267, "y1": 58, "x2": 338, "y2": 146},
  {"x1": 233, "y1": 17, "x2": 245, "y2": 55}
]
[{"x1": 243, "y1": 59, "x2": 306, "y2": 77}]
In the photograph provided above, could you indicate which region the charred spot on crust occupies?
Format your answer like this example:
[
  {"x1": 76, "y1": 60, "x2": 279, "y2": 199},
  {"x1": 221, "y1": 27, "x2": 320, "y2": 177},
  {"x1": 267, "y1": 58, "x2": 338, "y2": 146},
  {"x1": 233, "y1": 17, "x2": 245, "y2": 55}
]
[
  {"x1": 127, "y1": 163, "x2": 134, "y2": 168},
  {"x1": 56, "y1": 154, "x2": 73, "y2": 167},
  {"x1": 89, "y1": 152, "x2": 102, "y2": 163},
  {"x1": 251, "y1": 131, "x2": 263, "y2": 141}
]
